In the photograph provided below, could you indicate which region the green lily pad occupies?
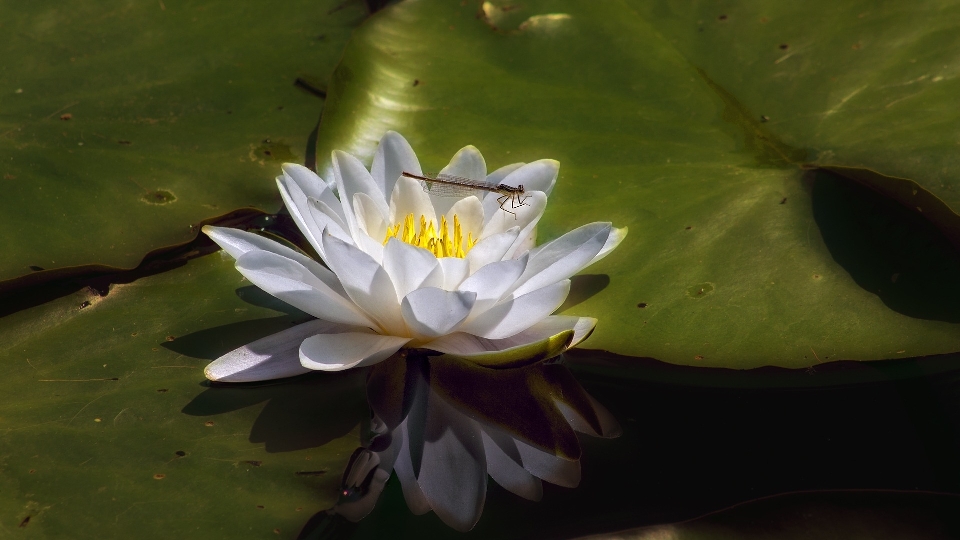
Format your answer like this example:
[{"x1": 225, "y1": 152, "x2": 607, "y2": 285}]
[
  {"x1": 0, "y1": 253, "x2": 365, "y2": 537},
  {"x1": 629, "y1": 0, "x2": 960, "y2": 239},
  {"x1": 313, "y1": 0, "x2": 960, "y2": 368},
  {"x1": 0, "y1": 0, "x2": 366, "y2": 282}
]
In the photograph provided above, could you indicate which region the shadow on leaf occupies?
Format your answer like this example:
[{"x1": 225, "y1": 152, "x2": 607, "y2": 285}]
[
  {"x1": 812, "y1": 169, "x2": 960, "y2": 322},
  {"x1": 182, "y1": 370, "x2": 367, "y2": 453}
]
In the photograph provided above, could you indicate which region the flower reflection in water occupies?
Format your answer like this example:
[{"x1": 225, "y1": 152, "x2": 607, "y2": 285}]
[{"x1": 335, "y1": 352, "x2": 621, "y2": 531}]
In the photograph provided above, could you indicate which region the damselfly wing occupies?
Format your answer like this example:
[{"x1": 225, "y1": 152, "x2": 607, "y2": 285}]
[{"x1": 401, "y1": 171, "x2": 529, "y2": 218}]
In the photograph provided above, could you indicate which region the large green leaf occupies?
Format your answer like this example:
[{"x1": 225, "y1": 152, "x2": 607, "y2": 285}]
[
  {"x1": 0, "y1": 0, "x2": 365, "y2": 282},
  {"x1": 630, "y1": 0, "x2": 960, "y2": 240},
  {"x1": 314, "y1": 0, "x2": 960, "y2": 368},
  {"x1": 0, "y1": 253, "x2": 365, "y2": 538}
]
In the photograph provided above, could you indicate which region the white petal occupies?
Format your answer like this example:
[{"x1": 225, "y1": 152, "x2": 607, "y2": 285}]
[
  {"x1": 418, "y1": 392, "x2": 487, "y2": 532},
  {"x1": 588, "y1": 225, "x2": 628, "y2": 266},
  {"x1": 382, "y1": 238, "x2": 443, "y2": 299},
  {"x1": 512, "y1": 228, "x2": 538, "y2": 256},
  {"x1": 202, "y1": 225, "x2": 344, "y2": 294},
  {"x1": 309, "y1": 196, "x2": 349, "y2": 234},
  {"x1": 299, "y1": 331, "x2": 410, "y2": 371},
  {"x1": 234, "y1": 250, "x2": 375, "y2": 328},
  {"x1": 305, "y1": 196, "x2": 353, "y2": 263},
  {"x1": 333, "y1": 150, "x2": 390, "y2": 239},
  {"x1": 443, "y1": 195, "x2": 484, "y2": 244},
  {"x1": 516, "y1": 438, "x2": 580, "y2": 488},
  {"x1": 440, "y1": 145, "x2": 487, "y2": 181},
  {"x1": 499, "y1": 159, "x2": 558, "y2": 196},
  {"x1": 527, "y1": 316, "x2": 597, "y2": 348},
  {"x1": 480, "y1": 191, "x2": 548, "y2": 258},
  {"x1": 389, "y1": 175, "x2": 437, "y2": 226},
  {"x1": 457, "y1": 254, "x2": 527, "y2": 317},
  {"x1": 485, "y1": 162, "x2": 525, "y2": 185},
  {"x1": 204, "y1": 319, "x2": 362, "y2": 382},
  {"x1": 276, "y1": 174, "x2": 325, "y2": 257},
  {"x1": 281, "y1": 163, "x2": 343, "y2": 220},
  {"x1": 465, "y1": 227, "x2": 521, "y2": 273},
  {"x1": 437, "y1": 257, "x2": 470, "y2": 291},
  {"x1": 481, "y1": 429, "x2": 543, "y2": 501},
  {"x1": 353, "y1": 192, "x2": 389, "y2": 245},
  {"x1": 458, "y1": 279, "x2": 570, "y2": 339},
  {"x1": 321, "y1": 233, "x2": 406, "y2": 335},
  {"x1": 371, "y1": 131, "x2": 422, "y2": 199},
  {"x1": 401, "y1": 288, "x2": 476, "y2": 339},
  {"x1": 434, "y1": 146, "x2": 487, "y2": 217},
  {"x1": 426, "y1": 315, "x2": 594, "y2": 356},
  {"x1": 511, "y1": 222, "x2": 612, "y2": 297}
]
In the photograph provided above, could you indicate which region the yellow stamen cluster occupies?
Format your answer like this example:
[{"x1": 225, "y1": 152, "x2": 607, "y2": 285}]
[{"x1": 383, "y1": 213, "x2": 476, "y2": 258}]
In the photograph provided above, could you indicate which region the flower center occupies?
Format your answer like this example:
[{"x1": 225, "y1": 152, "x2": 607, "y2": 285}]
[{"x1": 383, "y1": 213, "x2": 476, "y2": 258}]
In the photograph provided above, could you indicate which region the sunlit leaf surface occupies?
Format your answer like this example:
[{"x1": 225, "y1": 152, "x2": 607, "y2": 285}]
[{"x1": 0, "y1": 0, "x2": 364, "y2": 281}]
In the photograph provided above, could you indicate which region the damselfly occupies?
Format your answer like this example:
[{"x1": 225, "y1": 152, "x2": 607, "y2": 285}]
[{"x1": 401, "y1": 171, "x2": 529, "y2": 218}]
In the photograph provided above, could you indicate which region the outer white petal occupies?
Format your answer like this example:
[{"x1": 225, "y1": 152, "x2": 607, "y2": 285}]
[
  {"x1": 481, "y1": 428, "x2": 543, "y2": 501},
  {"x1": 204, "y1": 319, "x2": 363, "y2": 382},
  {"x1": 234, "y1": 250, "x2": 375, "y2": 328},
  {"x1": 309, "y1": 197, "x2": 349, "y2": 235},
  {"x1": 305, "y1": 197, "x2": 353, "y2": 263},
  {"x1": 425, "y1": 315, "x2": 595, "y2": 355},
  {"x1": 321, "y1": 233, "x2": 406, "y2": 335},
  {"x1": 382, "y1": 238, "x2": 443, "y2": 299},
  {"x1": 440, "y1": 145, "x2": 487, "y2": 181},
  {"x1": 457, "y1": 279, "x2": 571, "y2": 339},
  {"x1": 418, "y1": 392, "x2": 487, "y2": 532},
  {"x1": 434, "y1": 145, "x2": 487, "y2": 217},
  {"x1": 276, "y1": 174, "x2": 326, "y2": 257},
  {"x1": 389, "y1": 175, "x2": 437, "y2": 226},
  {"x1": 465, "y1": 227, "x2": 521, "y2": 273},
  {"x1": 299, "y1": 331, "x2": 410, "y2": 371},
  {"x1": 371, "y1": 131, "x2": 422, "y2": 199},
  {"x1": 401, "y1": 288, "x2": 476, "y2": 339},
  {"x1": 510, "y1": 222, "x2": 612, "y2": 297},
  {"x1": 480, "y1": 191, "x2": 548, "y2": 259},
  {"x1": 588, "y1": 225, "x2": 628, "y2": 266},
  {"x1": 485, "y1": 162, "x2": 525, "y2": 185},
  {"x1": 437, "y1": 257, "x2": 470, "y2": 291},
  {"x1": 202, "y1": 225, "x2": 344, "y2": 294},
  {"x1": 281, "y1": 163, "x2": 342, "y2": 220},
  {"x1": 333, "y1": 150, "x2": 390, "y2": 239},
  {"x1": 499, "y1": 159, "x2": 559, "y2": 197},
  {"x1": 457, "y1": 254, "x2": 528, "y2": 317}
]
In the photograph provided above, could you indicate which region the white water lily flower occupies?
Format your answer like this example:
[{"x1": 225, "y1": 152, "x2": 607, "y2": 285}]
[{"x1": 202, "y1": 131, "x2": 626, "y2": 381}]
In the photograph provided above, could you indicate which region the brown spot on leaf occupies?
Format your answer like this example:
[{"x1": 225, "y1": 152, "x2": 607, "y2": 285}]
[
  {"x1": 204, "y1": 421, "x2": 215, "y2": 427},
  {"x1": 153, "y1": 473, "x2": 165, "y2": 480},
  {"x1": 60, "y1": 113, "x2": 72, "y2": 121}
]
